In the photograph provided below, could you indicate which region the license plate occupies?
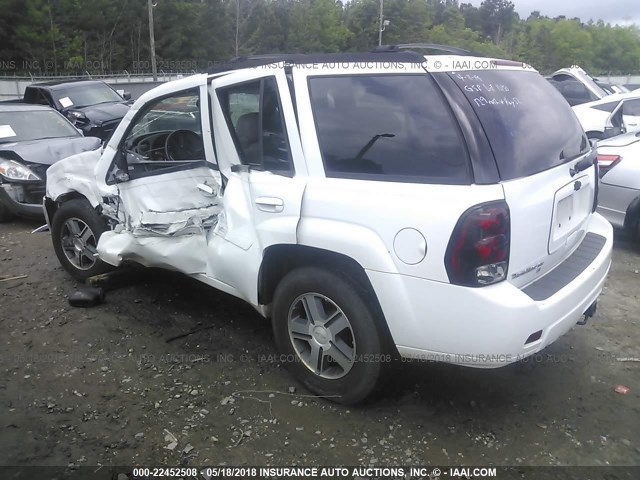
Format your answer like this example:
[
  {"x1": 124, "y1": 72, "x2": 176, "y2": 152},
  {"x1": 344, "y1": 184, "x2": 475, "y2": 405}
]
[{"x1": 549, "y1": 175, "x2": 591, "y2": 253}]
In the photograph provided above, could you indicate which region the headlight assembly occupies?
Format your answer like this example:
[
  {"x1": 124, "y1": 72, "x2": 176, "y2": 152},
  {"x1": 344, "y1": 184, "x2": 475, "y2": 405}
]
[
  {"x1": 0, "y1": 159, "x2": 40, "y2": 181},
  {"x1": 67, "y1": 111, "x2": 88, "y2": 126}
]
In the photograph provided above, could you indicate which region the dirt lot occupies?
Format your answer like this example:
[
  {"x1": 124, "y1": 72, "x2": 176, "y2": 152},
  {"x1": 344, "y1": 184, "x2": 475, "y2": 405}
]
[{"x1": 1, "y1": 218, "x2": 639, "y2": 475}]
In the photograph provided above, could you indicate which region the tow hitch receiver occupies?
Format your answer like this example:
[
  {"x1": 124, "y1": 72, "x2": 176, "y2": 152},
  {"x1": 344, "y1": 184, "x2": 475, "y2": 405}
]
[{"x1": 577, "y1": 301, "x2": 597, "y2": 326}]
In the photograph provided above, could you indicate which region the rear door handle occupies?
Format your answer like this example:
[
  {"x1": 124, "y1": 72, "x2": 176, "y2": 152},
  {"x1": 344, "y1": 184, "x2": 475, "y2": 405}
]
[{"x1": 255, "y1": 197, "x2": 284, "y2": 213}]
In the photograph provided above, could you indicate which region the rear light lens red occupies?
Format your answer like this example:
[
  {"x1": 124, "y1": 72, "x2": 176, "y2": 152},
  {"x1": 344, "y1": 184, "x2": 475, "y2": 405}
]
[
  {"x1": 596, "y1": 154, "x2": 621, "y2": 178},
  {"x1": 445, "y1": 201, "x2": 510, "y2": 287}
]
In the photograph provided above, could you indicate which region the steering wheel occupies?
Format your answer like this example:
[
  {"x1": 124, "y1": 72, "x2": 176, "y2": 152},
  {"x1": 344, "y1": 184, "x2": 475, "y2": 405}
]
[{"x1": 165, "y1": 129, "x2": 204, "y2": 161}]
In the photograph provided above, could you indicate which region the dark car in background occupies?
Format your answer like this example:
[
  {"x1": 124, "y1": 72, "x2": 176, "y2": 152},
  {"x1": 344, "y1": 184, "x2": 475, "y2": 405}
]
[
  {"x1": 0, "y1": 104, "x2": 101, "y2": 221},
  {"x1": 11, "y1": 80, "x2": 131, "y2": 142}
]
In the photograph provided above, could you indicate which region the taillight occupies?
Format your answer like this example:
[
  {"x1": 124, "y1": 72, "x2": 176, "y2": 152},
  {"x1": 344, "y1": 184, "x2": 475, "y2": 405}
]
[
  {"x1": 445, "y1": 201, "x2": 510, "y2": 287},
  {"x1": 596, "y1": 154, "x2": 621, "y2": 178}
]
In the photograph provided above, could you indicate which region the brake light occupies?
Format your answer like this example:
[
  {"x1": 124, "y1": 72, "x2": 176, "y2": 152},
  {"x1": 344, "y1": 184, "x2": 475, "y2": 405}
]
[
  {"x1": 445, "y1": 201, "x2": 510, "y2": 287},
  {"x1": 596, "y1": 154, "x2": 621, "y2": 178}
]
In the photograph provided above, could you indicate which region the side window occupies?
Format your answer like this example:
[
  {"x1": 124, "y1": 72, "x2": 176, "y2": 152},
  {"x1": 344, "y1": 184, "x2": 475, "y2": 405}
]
[
  {"x1": 218, "y1": 77, "x2": 293, "y2": 174},
  {"x1": 623, "y1": 99, "x2": 640, "y2": 116},
  {"x1": 108, "y1": 88, "x2": 205, "y2": 183},
  {"x1": 308, "y1": 75, "x2": 470, "y2": 184},
  {"x1": 25, "y1": 88, "x2": 51, "y2": 106}
]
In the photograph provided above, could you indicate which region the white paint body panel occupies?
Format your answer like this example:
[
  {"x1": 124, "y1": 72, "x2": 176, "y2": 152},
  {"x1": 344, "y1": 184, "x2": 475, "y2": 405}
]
[
  {"x1": 390, "y1": 214, "x2": 612, "y2": 366},
  {"x1": 45, "y1": 149, "x2": 103, "y2": 207},
  {"x1": 297, "y1": 178, "x2": 503, "y2": 280}
]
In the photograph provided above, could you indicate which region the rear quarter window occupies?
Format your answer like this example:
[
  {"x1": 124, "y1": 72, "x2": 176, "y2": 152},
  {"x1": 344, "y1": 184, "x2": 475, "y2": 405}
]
[
  {"x1": 446, "y1": 70, "x2": 588, "y2": 180},
  {"x1": 592, "y1": 102, "x2": 618, "y2": 113},
  {"x1": 308, "y1": 74, "x2": 471, "y2": 184}
]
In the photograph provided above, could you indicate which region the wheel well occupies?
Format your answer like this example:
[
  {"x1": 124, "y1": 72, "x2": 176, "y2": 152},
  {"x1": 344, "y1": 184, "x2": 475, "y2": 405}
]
[
  {"x1": 623, "y1": 195, "x2": 640, "y2": 230},
  {"x1": 46, "y1": 192, "x2": 90, "y2": 222},
  {"x1": 259, "y1": 245, "x2": 373, "y2": 305},
  {"x1": 258, "y1": 244, "x2": 397, "y2": 353}
]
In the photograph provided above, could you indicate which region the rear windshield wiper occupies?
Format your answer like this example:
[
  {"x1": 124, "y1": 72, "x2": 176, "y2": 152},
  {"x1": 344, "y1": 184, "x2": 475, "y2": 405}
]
[{"x1": 570, "y1": 154, "x2": 596, "y2": 177}]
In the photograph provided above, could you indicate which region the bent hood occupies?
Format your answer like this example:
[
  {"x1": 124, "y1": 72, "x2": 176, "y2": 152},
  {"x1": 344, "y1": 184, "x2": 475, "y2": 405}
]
[
  {"x1": 70, "y1": 102, "x2": 130, "y2": 125},
  {"x1": 0, "y1": 136, "x2": 101, "y2": 166}
]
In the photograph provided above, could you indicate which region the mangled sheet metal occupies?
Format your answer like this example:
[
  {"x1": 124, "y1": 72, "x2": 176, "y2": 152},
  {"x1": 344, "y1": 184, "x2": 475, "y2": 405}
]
[
  {"x1": 97, "y1": 168, "x2": 221, "y2": 275},
  {"x1": 97, "y1": 227, "x2": 210, "y2": 274},
  {"x1": 46, "y1": 149, "x2": 104, "y2": 207},
  {"x1": 48, "y1": 157, "x2": 221, "y2": 275}
]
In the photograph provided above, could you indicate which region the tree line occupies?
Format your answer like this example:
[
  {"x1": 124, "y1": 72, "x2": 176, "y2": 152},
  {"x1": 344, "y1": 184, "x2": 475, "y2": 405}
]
[{"x1": 0, "y1": 0, "x2": 638, "y2": 76}]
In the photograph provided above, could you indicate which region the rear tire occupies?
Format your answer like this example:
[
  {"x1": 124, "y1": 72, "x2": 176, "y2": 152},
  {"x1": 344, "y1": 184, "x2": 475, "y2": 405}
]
[
  {"x1": 51, "y1": 199, "x2": 113, "y2": 282},
  {"x1": 272, "y1": 267, "x2": 390, "y2": 404}
]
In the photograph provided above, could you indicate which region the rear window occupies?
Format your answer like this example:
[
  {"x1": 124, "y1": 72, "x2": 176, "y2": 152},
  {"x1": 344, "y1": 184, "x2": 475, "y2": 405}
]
[
  {"x1": 308, "y1": 74, "x2": 471, "y2": 184},
  {"x1": 449, "y1": 70, "x2": 588, "y2": 181}
]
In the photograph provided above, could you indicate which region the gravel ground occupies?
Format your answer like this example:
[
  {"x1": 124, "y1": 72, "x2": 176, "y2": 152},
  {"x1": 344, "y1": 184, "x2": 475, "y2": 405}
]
[{"x1": 0, "y1": 218, "x2": 639, "y2": 474}]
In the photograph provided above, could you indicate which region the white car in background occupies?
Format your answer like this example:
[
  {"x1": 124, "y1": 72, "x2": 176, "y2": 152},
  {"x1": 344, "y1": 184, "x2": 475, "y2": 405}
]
[
  {"x1": 572, "y1": 93, "x2": 640, "y2": 140},
  {"x1": 550, "y1": 66, "x2": 609, "y2": 105},
  {"x1": 549, "y1": 66, "x2": 633, "y2": 106},
  {"x1": 594, "y1": 80, "x2": 630, "y2": 95},
  {"x1": 596, "y1": 131, "x2": 640, "y2": 236}
]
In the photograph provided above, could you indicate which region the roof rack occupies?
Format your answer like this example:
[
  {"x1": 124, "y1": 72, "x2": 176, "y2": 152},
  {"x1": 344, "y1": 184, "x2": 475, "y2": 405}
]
[
  {"x1": 373, "y1": 43, "x2": 481, "y2": 57},
  {"x1": 206, "y1": 51, "x2": 425, "y2": 74}
]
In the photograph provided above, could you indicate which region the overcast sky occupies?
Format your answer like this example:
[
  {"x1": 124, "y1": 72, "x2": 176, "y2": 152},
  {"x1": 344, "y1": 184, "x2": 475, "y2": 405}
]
[{"x1": 465, "y1": 0, "x2": 640, "y2": 26}]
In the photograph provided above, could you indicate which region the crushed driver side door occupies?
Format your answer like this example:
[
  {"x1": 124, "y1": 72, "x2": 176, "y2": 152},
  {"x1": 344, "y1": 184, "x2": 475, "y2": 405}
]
[{"x1": 97, "y1": 83, "x2": 222, "y2": 274}]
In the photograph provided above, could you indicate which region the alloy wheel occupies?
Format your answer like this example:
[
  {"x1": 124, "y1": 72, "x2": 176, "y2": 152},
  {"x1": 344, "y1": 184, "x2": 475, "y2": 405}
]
[{"x1": 287, "y1": 293, "x2": 356, "y2": 379}]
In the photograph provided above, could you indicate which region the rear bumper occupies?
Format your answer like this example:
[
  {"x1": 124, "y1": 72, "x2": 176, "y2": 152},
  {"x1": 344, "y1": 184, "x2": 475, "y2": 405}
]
[
  {"x1": 367, "y1": 213, "x2": 613, "y2": 367},
  {"x1": 0, "y1": 182, "x2": 44, "y2": 218}
]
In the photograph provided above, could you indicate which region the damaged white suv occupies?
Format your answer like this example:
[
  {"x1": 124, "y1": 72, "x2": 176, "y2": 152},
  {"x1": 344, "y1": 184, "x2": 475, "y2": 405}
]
[{"x1": 44, "y1": 49, "x2": 613, "y2": 404}]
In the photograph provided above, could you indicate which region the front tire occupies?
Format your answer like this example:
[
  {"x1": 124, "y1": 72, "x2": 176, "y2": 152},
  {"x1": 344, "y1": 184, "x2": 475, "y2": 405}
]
[
  {"x1": 0, "y1": 201, "x2": 14, "y2": 223},
  {"x1": 272, "y1": 267, "x2": 390, "y2": 404},
  {"x1": 51, "y1": 199, "x2": 113, "y2": 281}
]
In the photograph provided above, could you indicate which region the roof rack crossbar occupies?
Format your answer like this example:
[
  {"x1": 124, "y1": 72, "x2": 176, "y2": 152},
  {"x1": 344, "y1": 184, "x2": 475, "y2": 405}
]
[{"x1": 373, "y1": 43, "x2": 480, "y2": 57}]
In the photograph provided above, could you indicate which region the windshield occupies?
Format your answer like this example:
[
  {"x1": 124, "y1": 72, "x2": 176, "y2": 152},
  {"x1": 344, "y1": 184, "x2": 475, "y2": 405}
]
[
  {"x1": 447, "y1": 70, "x2": 589, "y2": 180},
  {"x1": 128, "y1": 92, "x2": 200, "y2": 141},
  {"x1": 0, "y1": 110, "x2": 80, "y2": 143},
  {"x1": 53, "y1": 83, "x2": 123, "y2": 109}
]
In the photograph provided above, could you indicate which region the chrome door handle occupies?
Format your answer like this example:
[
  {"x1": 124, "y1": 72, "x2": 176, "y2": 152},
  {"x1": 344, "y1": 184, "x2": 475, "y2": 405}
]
[{"x1": 255, "y1": 197, "x2": 284, "y2": 213}]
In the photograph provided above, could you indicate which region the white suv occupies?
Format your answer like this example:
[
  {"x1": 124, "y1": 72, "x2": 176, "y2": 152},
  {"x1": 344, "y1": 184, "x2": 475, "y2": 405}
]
[{"x1": 43, "y1": 50, "x2": 613, "y2": 404}]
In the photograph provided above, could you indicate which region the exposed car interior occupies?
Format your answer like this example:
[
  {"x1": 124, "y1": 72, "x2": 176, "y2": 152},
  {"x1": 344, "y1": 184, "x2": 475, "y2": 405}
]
[{"x1": 113, "y1": 89, "x2": 206, "y2": 181}]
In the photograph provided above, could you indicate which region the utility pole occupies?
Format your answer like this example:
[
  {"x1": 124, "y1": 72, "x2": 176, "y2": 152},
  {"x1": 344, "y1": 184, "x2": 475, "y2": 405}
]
[
  {"x1": 148, "y1": 0, "x2": 157, "y2": 81},
  {"x1": 235, "y1": 0, "x2": 240, "y2": 57},
  {"x1": 378, "y1": 0, "x2": 384, "y2": 46}
]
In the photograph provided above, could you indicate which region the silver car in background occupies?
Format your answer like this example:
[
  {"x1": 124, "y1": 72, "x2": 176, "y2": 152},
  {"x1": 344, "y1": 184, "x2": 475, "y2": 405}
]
[{"x1": 596, "y1": 131, "x2": 640, "y2": 237}]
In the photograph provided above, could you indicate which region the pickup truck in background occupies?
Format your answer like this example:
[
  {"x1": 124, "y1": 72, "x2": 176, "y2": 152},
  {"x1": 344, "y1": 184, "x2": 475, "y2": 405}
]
[{"x1": 5, "y1": 80, "x2": 131, "y2": 142}]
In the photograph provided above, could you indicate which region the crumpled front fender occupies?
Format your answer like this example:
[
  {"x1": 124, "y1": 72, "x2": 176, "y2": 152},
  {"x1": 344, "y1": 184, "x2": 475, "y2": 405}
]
[{"x1": 45, "y1": 149, "x2": 103, "y2": 207}]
